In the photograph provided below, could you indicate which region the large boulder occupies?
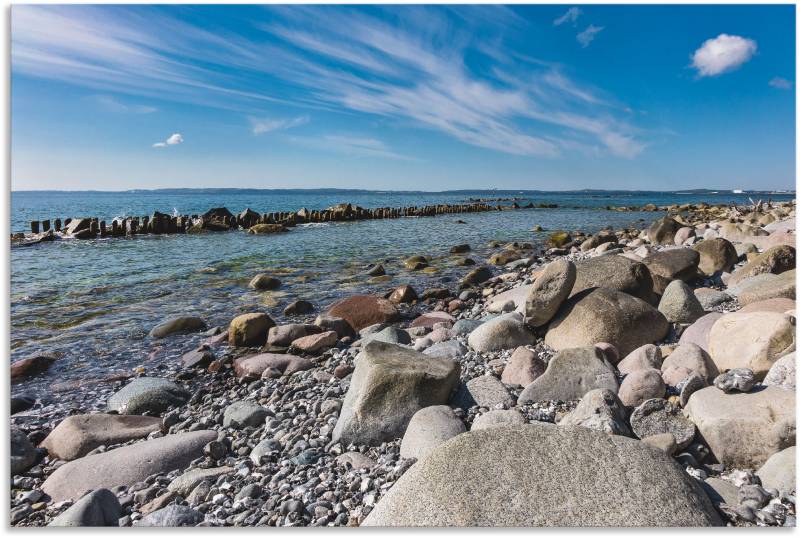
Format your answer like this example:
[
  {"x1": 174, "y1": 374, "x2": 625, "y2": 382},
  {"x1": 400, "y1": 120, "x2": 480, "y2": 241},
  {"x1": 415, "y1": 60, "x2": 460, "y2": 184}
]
[
  {"x1": 763, "y1": 352, "x2": 795, "y2": 391},
  {"x1": 518, "y1": 347, "x2": 618, "y2": 403},
  {"x1": 228, "y1": 312, "x2": 275, "y2": 347},
  {"x1": 728, "y1": 245, "x2": 796, "y2": 287},
  {"x1": 399, "y1": 406, "x2": 466, "y2": 460},
  {"x1": 570, "y1": 256, "x2": 655, "y2": 303},
  {"x1": 685, "y1": 386, "x2": 795, "y2": 468},
  {"x1": 48, "y1": 489, "x2": 121, "y2": 527},
  {"x1": 326, "y1": 295, "x2": 400, "y2": 332},
  {"x1": 149, "y1": 316, "x2": 207, "y2": 339},
  {"x1": 693, "y1": 238, "x2": 738, "y2": 276},
  {"x1": 267, "y1": 323, "x2": 321, "y2": 347},
  {"x1": 629, "y1": 398, "x2": 696, "y2": 450},
  {"x1": 11, "y1": 428, "x2": 36, "y2": 476},
  {"x1": 42, "y1": 430, "x2": 216, "y2": 502},
  {"x1": 41, "y1": 414, "x2": 162, "y2": 460},
  {"x1": 756, "y1": 446, "x2": 795, "y2": 494},
  {"x1": 363, "y1": 424, "x2": 722, "y2": 526},
  {"x1": 736, "y1": 270, "x2": 796, "y2": 306},
  {"x1": 107, "y1": 378, "x2": 189, "y2": 415},
  {"x1": 232, "y1": 353, "x2": 312, "y2": 379},
  {"x1": 648, "y1": 216, "x2": 683, "y2": 245},
  {"x1": 707, "y1": 312, "x2": 795, "y2": 379},
  {"x1": 678, "y1": 312, "x2": 723, "y2": 353},
  {"x1": 545, "y1": 288, "x2": 670, "y2": 357},
  {"x1": 523, "y1": 259, "x2": 576, "y2": 327},
  {"x1": 657, "y1": 280, "x2": 705, "y2": 324},
  {"x1": 661, "y1": 343, "x2": 719, "y2": 385},
  {"x1": 738, "y1": 297, "x2": 796, "y2": 314},
  {"x1": 642, "y1": 248, "x2": 700, "y2": 294},
  {"x1": 467, "y1": 312, "x2": 536, "y2": 352},
  {"x1": 331, "y1": 341, "x2": 460, "y2": 447}
]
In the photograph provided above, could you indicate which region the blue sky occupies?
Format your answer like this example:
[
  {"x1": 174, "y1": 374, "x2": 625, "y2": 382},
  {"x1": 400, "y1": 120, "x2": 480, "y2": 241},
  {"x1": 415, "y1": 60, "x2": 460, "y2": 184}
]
[{"x1": 11, "y1": 4, "x2": 796, "y2": 191}]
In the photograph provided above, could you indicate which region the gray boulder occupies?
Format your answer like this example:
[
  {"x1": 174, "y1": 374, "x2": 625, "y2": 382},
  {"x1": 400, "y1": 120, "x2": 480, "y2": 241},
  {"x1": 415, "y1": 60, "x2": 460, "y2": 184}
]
[
  {"x1": 523, "y1": 259, "x2": 576, "y2": 327},
  {"x1": 642, "y1": 248, "x2": 700, "y2": 294},
  {"x1": 559, "y1": 389, "x2": 631, "y2": 436},
  {"x1": 361, "y1": 326, "x2": 411, "y2": 346},
  {"x1": 423, "y1": 340, "x2": 468, "y2": 360},
  {"x1": 630, "y1": 398, "x2": 695, "y2": 450},
  {"x1": 763, "y1": 352, "x2": 796, "y2": 391},
  {"x1": 149, "y1": 316, "x2": 207, "y2": 339},
  {"x1": 363, "y1": 424, "x2": 722, "y2": 526},
  {"x1": 135, "y1": 505, "x2": 204, "y2": 527},
  {"x1": 167, "y1": 466, "x2": 234, "y2": 496},
  {"x1": 658, "y1": 280, "x2": 705, "y2": 324},
  {"x1": 48, "y1": 489, "x2": 121, "y2": 527},
  {"x1": 107, "y1": 378, "x2": 189, "y2": 415},
  {"x1": 519, "y1": 346, "x2": 618, "y2": 403},
  {"x1": 618, "y1": 368, "x2": 666, "y2": 407},
  {"x1": 617, "y1": 344, "x2": 662, "y2": 375},
  {"x1": 471, "y1": 409, "x2": 526, "y2": 431},
  {"x1": 694, "y1": 238, "x2": 738, "y2": 276},
  {"x1": 453, "y1": 375, "x2": 515, "y2": 409},
  {"x1": 648, "y1": 216, "x2": 683, "y2": 245},
  {"x1": 399, "y1": 406, "x2": 466, "y2": 460},
  {"x1": 41, "y1": 414, "x2": 162, "y2": 460},
  {"x1": 713, "y1": 368, "x2": 756, "y2": 393},
  {"x1": 756, "y1": 446, "x2": 795, "y2": 494},
  {"x1": 11, "y1": 428, "x2": 36, "y2": 476},
  {"x1": 223, "y1": 401, "x2": 269, "y2": 429},
  {"x1": 451, "y1": 319, "x2": 483, "y2": 336},
  {"x1": 570, "y1": 256, "x2": 655, "y2": 303},
  {"x1": 331, "y1": 341, "x2": 460, "y2": 446},
  {"x1": 467, "y1": 312, "x2": 535, "y2": 352}
]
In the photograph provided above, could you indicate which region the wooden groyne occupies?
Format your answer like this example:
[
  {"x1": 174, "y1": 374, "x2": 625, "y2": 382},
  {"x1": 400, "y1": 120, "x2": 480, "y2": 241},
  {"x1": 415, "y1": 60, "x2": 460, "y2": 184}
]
[{"x1": 17, "y1": 201, "x2": 541, "y2": 243}]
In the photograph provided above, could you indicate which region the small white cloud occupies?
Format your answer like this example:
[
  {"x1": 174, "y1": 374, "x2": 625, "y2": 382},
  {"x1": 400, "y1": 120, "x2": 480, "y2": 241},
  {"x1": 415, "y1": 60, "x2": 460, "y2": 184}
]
[
  {"x1": 554, "y1": 7, "x2": 581, "y2": 26},
  {"x1": 577, "y1": 25, "x2": 604, "y2": 48},
  {"x1": 691, "y1": 34, "x2": 757, "y2": 77},
  {"x1": 152, "y1": 142, "x2": 166, "y2": 148},
  {"x1": 769, "y1": 76, "x2": 793, "y2": 90},
  {"x1": 166, "y1": 133, "x2": 183, "y2": 145},
  {"x1": 249, "y1": 115, "x2": 309, "y2": 135}
]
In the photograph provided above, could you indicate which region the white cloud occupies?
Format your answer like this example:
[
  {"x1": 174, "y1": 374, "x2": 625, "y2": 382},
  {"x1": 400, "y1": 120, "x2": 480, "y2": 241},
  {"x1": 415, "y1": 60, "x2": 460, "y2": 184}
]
[
  {"x1": 152, "y1": 142, "x2": 166, "y2": 148},
  {"x1": 95, "y1": 95, "x2": 156, "y2": 114},
  {"x1": 249, "y1": 115, "x2": 309, "y2": 135},
  {"x1": 554, "y1": 7, "x2": 582, "y2": 26},
  {"x1": 691, "y1": 34, "x2": 757, "y2": 77},
  {"x1": 769, "y1": 76, "x2": 793, "y2": 90},
  {"x1": 152, "y1": 133, "x2": 182, "y2": 148},
  {"x1": 290, "y1": 134, "x2": 418, "y2": 161},
  {"x1": 577, "y1": 25, "x2": 604, "y2": 48}
]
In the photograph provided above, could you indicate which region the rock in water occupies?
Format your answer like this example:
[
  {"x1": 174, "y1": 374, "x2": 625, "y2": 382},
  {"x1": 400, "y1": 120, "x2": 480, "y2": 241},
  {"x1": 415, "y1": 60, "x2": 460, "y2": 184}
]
[
  {"x1": 149, "y1": 316, "x2": 207, "y2": 339},
  {"x1": 228, "y1": 313, "x2": 275, "y2": 347},
  {"x1": 11, "y1": 428, "x2": 36, "y2": 476},
  {"x1": 523, "y1": 258, "x2": 576, "y2": 327},
  {"x1": 107, "y1": 377, "x2": 189, "y2": 415},
  {"x1": 326, "y1": 295, "x2": 400, "y2": 332},
  {"x1": 467, "y1": 312, "x2": 535, "y2": 352},
  {"x1": 331, "y1": 341, "x2": 460, "y2": 447},
  {"x1": 693, "y1": 238, "x2": 738, "y2": 276},
  {"x1": 686, "y1": 386, "x2": 795, "y2": 468},
  {"x1": 42, "y1": 430, "x2": 216, "y2": 502},
  {"x1": 707, "y1": 312, "x2": 796, "y2": 379},
  {"x1": 41, "y1": 414, "x2": 162, "y2": 460},
  {"x1": 399, "y1": 406, "x2": 466, "y2": 460},
  {"x1": 559, "y1": 389, "x2": 631, "y2": 436},
  {"x1": 570, "y1": 256, "x2": 655, "y2": 303},
  {"x1": 48, "y1": 489, "x2": 121, "y2": 527},
  {"x1": 248, "y1": 273, "x2": 281, "y2": 290},
  {"x1": 545, "y1": 288, "x2": 669, "y2": 357},
  {"x1": 518, "y1": 346, "x2": 618, "y2": 403},
  {"x1": 362, "y1": 424, "x2": 722, "y2": 526},
  {"x1": 10, "y1": 354, "x2": 56, "y2": 380},
  {"x1": 658, "y1": 280, "x2": 705, "y2": 324}
]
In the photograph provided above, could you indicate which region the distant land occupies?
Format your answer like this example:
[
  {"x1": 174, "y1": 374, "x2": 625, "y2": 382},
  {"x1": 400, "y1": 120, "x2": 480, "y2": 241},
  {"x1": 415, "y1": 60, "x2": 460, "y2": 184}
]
[{"x1": 11, "y1": 188, "x2": 796, "y2": 195}]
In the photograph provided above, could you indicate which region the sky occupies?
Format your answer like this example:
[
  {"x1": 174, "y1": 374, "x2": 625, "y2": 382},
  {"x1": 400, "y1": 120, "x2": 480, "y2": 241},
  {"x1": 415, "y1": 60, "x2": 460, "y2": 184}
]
[{"x1": 10, "y1": 4, "x2": 797, "y2": 191}]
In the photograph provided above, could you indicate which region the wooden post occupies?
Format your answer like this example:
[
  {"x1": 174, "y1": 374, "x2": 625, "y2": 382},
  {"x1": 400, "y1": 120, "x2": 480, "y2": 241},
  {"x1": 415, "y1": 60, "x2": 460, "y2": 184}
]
[
  {"x1": 30, "y1": 221, "x2": 39, "y2": 234},
  {"x1": 54, "y1": 219, "x2": 61, "y2": 232},
  {"x1": 42, "y1": 219, "x2": 50, "y2": 232}
]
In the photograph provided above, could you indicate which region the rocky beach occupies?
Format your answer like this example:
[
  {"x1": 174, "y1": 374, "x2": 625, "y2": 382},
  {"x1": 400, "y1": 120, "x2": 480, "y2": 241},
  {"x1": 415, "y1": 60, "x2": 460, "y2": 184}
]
[{"x1": 9, "y1": 198, "x2": 797, "y2": 528}]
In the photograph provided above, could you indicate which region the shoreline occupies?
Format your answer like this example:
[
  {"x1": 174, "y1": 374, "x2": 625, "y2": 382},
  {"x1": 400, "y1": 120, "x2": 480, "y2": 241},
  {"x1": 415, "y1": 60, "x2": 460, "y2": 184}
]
[{"x1": 10, "y1": 199, "x2": 797, "y2": 527}]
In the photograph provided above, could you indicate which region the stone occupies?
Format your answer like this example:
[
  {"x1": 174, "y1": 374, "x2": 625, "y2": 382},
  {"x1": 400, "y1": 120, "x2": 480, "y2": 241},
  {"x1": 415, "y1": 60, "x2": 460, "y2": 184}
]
[
  {"x1": 500, "y1": 347, "x2": 546, "y2": 386},
  {"x1": 11, "y1": 394, "x2": 35, "y2": 414},
  {"x1": 738, "y1": 298, "x2": 796, "y2": 314},
  {"x1": 11, "y1": 428, "x2": 36, "y2": 476},
  {"x1": 756, "y1": 446, "x2": 795, "y2": 494},
  {"x1": 661, "y1": 343, "x2": 718, "y2": 385},
  {"x1": 284, "y1": 300, "x2": 315, "y2": 316},
  {"x1": 248, "y1": 273, "x2": 281, "y2": 290},
  {"x1": 363, "y1": 424, "x2": 722, "y2": 526},
  {"x1": 326, "y1": 295, "x2": 400, "y2": 332},
  {"x1": 519, "y1": 346, "x2": 618, "y2": 403},
  {"x1": 10, "y1": 354, "x2": 56, "y2": 380},
  {"x1": 694, "y1": 238, "x2": 738, "y2": 276},
  {"x1": 618, "y1": 369, "x2": 666, "y2": 407},
  {"x1": 486, "y1": 285, "x2": 531, "y2": 313},
  {"x1": 594, "y1": 342, "x2": 620, "y2": 365},
  {"x1": 223, "y1": 401, "x2": 269, "y2": 429},
  {"x1": 135, "y1": 505, "x2": 204, "y2": 527},
  {"x1": 685, "y1": 386, "x2": 795, "y2": 468},
  {"x1": 728, "y1": 245, "x2": 796, "y2": 287},
  {"x1": 467, "y1": 312, "x2": 535, "y2": 352},
  {"x1": 678, "y1": 374, "x2": 707, "y2": 407},
  {"x1": 617, "y1": 344, "x2": 662, "y2": 375},
  {"x1": 48, "y1": 489, "x2": 121, "y2": 527},
  {"x1": 410, "y1": 311, "x2": 455, "y2": 329},
  {"x1": 228, "y1": 312, "x2": 275, "y2": 347},
  {"x1": 361, "y1": 326, "x2": 411, "y2": 347},
  {"x1": 713, "y1": 368, "x2": 756, "y2": 393},
  {"x1": 399, "y1": 406, "x2": 466, "y2": 460},
  {"x1": 571, "y1": 256, "x2": 656, "y2": 303},
  {"x1": 389, "y1": 285, "x2": 418, "y2": 304},
  {"x1": 267, "y1": 323, "x2": 320, "y2": 347},
  {"x1": 250, "y1": 439, "x2": 282, "y2": 464},
  {"x1": 580, "y1": 232, "x2": 616, "y2": 251},
  {"x1": 422, "y1": 340, "x2": 467, "y2": 360},
  {"x1": 451, "y1": 319, "x2": 483, "y2": 336},
  {"x1": 547, "y1": 231, "x2": 572, "y2": 247},
  {"x1": 648, "y1": 216, "x2": 683, "y2": 245},
  {"x1": 331, "y1": 341, "x2": 460, "y2": 447},
  {"x1": 703, "y1": 477, "x2": 740, "y2": 508},
  {"x1": 737, "y1": 270, "x2": 796, "y2": 306},
  {"x1": 232, "y1": 353, "x2": 312, "y2": 379},
  {"x1": 559, "y1": 389, "x2": 631, "y2": 436},
  {"x1": 678, "y1": 312, "x2": 722, "y2": 352},
  {"x1": 643, "y1": 248, "x2": 700, "y2": 294},
  {"x1": 763, "y1": 352, "x2": 795, "y2": 391},
  {"x1": 460, "y1": 266, "x2": 493, "y2": 287},
  {"x1": 314, "y1": 314, "x2": 355, "y2": 339},
  {"x1": 545, "y1": 288, "x2": 669, "y2": 357},
  {"x1": 42, "y1": 430, "x2": 216, "y2": 502},
  {"x1": 707, "y1": 312, "x2": 796, "y2": 379},
  {"x1": 674, "y1": 226, "x2": 696, "y2": 245},
  {"x1": 167, "y1": 466, "x2": 234, "y2": 495},
  {"x1": 471, "y1": 409, "x2": 526, "y2": 431},
  {"x1": 41, "y1": 414, "x2": 162, "y2": 461},
  {"x1": 641, "y1": 433, "x2": 677, "y2": 456},
  {"x1": 455, "y1": 375, "x2": 514, "y2": 408},
  {"x1": 248, "y1": 223, "x2": 287, "y2": 234},
  {"x1": 365, "y1": 263, "x2": 385, "y2": 276},
  {"x1": 149, "y1": 316, "x2": 207, "y2": 339},
  {"x1": 290, "y1": 330, "x2": 337, "y2": 354},
  {"x1": 658, "y1": 280, "x2": 705, "y2": 324},
  {"x1": 523, "y1": 259, "x2": 576, "y2": 327},
  {"x1": 181, "y1": 347, "x2": 214, "y2": 369},
  {"x1": 694, "y1": 288, "x2": 732, "y2": 310},
  {"x1": 107, "y1": 377, "x2": 189, "y2": 415},
  {"x1": 630, "y1": 398, "x2": 696, "y2": 450}
]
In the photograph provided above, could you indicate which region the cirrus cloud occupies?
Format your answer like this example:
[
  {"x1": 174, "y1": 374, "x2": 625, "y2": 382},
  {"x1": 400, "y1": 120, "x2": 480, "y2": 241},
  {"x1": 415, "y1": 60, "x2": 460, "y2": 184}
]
[{"x1": 691, "y1": 34, "x2": 757, "y2": 77}]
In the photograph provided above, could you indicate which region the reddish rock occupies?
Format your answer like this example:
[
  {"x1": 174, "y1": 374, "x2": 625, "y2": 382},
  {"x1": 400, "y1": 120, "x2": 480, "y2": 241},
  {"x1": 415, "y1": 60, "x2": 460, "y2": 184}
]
[
  {"x1": 204, "y1": 331, "x2": 229, "y2": 346},
  {"x1": 233, "y1": 353, "x2": 312, "y2": 378},
  {"x1": 738, "y1": 298, "x2": 796, "y2": 314},
  {"x1": 291, "y1": 331, "x2": 338, "y2": 354},
  {"x1": 389, "y1": 285, "x2": 418, "y2": 304},
  {"x1": 326, "y1": 295, "x2": 400, "y2": 332},
  {"x1": 501, "y1": 347, "x2": 546, "y2": 387},
  {"x1": 334, "y1": 364, "x2": 354, "y2": 379},
  {"x1": 409, "y1": 311, "x2": 455, "y2": 329},
  {"x1": 11, "y1": 354, "x2": 57, "y2": 381}
]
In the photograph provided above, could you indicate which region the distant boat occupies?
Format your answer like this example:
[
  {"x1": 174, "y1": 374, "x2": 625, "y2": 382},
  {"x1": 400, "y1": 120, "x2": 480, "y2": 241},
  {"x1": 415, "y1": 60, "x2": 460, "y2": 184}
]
[{"x1": 733, "y1": 189, "x2": 744, "y2": 194}]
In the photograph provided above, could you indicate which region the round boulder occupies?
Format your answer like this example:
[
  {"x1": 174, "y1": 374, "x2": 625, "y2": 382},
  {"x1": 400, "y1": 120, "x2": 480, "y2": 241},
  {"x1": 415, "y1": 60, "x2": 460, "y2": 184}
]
[{"x1": 326, "y1": 295, "x2": 400, "y2": 332}]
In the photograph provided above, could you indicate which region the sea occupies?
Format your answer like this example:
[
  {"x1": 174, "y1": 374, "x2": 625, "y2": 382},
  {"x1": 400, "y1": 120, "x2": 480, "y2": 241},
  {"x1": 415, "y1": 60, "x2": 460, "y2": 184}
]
[{"x1": 10, "y1": 189, "x2": 795, "y2": 398}]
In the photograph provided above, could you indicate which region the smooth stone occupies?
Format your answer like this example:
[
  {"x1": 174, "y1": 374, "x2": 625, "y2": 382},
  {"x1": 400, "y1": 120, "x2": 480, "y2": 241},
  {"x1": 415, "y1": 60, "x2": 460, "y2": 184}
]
[
  {"x1": 460, "y1": 266, "x2": 493, "y2": 287},
  {"x1": 559, "y1": 388, "x2": 631, "y2": 436},
  {"x1": 756, "y1": 446, "x2": 796, "y2": 494},
  {"x1": 167, "y1": 466, "x2": 234, "y2": 495},
  {"x1": 703, "y1": 477, "x2": 740, "y2": 508},
  {"x1": 500, "y1": 346, "x2": 546, "y2": 387},
  {"x1": 617, "y1": 344, "x2": 662, "y2": 375},
  {"x1": 693, "y1": 238, "x2": 738, "y2": 276},
  {"x1": 107, "y1": 378, "x2": 189, "y2": 415},
  {"x1": 223, "y1": 401, "x2": 269, "y2": 429},
  {"x1": 545, "y1": 288, "x2": 669, "y2": 358},
  {"x1": 362, "y1": 326, "x2": 411, "y2": 346},
  {"x1": 727, "y1": 245, "x2": 796, "y2": 287},
  {"x1": 641, "y1": 433, "x2": 677, "y2": 456},
  {"x1": 290, "y1": 330, "x2": 337, "y2": 354},
  {"x1": 232, "y1": 353, "x2": 312, "y2": 379},
  {"x1": 41, "y1": 414, "x2": 162, "y2": 461},
  {"x1": 618, "y1": 368, "x2": 666, "y2": 407},
  {"x1": 283, "y1": 300, "x2": 315, "y2": 316},
  {"x1": 267, "y1": 323, "x2": 321, "y2": 347},
  {"x1": 486, "y1": 285, "x2": 532, "y2": 314},
  {"x1": 336, "y1": 451, "x2": 377, "y2": 469},
  {"x1": 763, "y1": 352, "x2": 795, "y2": 391},
  {"x1": 10, "y1": 354, "x2": 57, "y2": 380},
  {"x1": 643, "y1": 248, "x2": 700, "y2": 294},
  {"x1": 685, "y1": 386, "x2": 795, "y2": 468},
  {"x1": 399, "y1": 406, "x2": 466, "y2": 460},
  {"x1": 42, "y1": 430, "x2": 216, "y2": 502},
  {"x1": 389, "y1": 285, "x2": 418, "y2": 304},
  {"x1": 314, "y1": 314, "x2": 356, "y2": 338},
  {"x1": 134, "y1": 505, "x2": 204, "y2": 527},
  {"x1": 332, "y1": 341, "x2": 460, "y2": 447},
  {"x1": 422, "y1": 340, "x2": 468, "y2": 360},
  {"x1": 738, "y1": 298, "x2": 796, "y2": 314},
  {"x1": 48, "y1": 489, "x2": 121, "y2": 527},
  {"x1": 694, "y1": 288, "x2": 732, "y2": 310},
  {"x1": 661, "y1": 343, "x2": 719, "y2": 385},
  {"x1": 363, "y1": 424, "x2": 722, "y2": 526},
  {"x1": 471, "y1": 409, "x2": 526, "y2": 431},
  {"x1": 519, "y1": 346, "x2": 618, "y2": 403},
  {"x1": 630, "y1": 398, "x2": 696, "y2": 450},
  {"x1": 658, "y1": 280, "x2": 705, "y2": 324},
  {"x1": 678, "y1": 312, "x2": 723, "y2": 353},
  {"x1": 11, "y1": 428, "x2": 36, "y2": 476},
  {"x1": 735, "y1": 270, "x2": 796, "y2": 306},
  {"x1": 451, "y1": 318, "x2": 484, "y2": 336},
  {"x1": 570, "y1": 256, "x2": 656, "y2": 303},
  {"x1": 523, "y1": 259, "x2": 576, "y2": 327},
  {"x1": 228, "y1": 312, "x2": 276, "y2": 347},
  {"x1": 648, "y1": 216, "x2": 683, "y2": 245},
  {"x1": 467, "y1": 312, "x2": 535, "y2": 352},
  {"x1": 248, "y1": 273, "x2": 281, "y2": 290},
  {"x1": 250, "y1": 438, "x2": 282, "y2": 464},
  {"x1": 713, "y1": 368, "x2": 756, "y2": 393},
  {"x1": 10, "y1": 394, "x2": 36, "y2": 414},
  {"x1": 674, "y1": 226, "x2": 695, "y2": 245},
  {"x1": 149, "y1": 317, "x2": 207, "y2": 339},
  {"x1": 409, "y1": 311, "x2": 455, "y2": 329},
  {"x1": 454, "y1": 375, "x2": 515, "y2": 408},
  {"x1": 326, "y1": 295, "x2": 400, "y2": 332}
]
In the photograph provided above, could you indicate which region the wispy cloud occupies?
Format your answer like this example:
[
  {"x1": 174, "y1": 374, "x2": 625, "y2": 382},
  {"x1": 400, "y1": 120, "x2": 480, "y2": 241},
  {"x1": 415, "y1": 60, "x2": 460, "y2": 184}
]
[
  {"x1": 290, "y1": 134, "x2": 418, "y2": 161},
  {"x1": 249, "y1": 115, "x2": 309, "y2": 135},
  {"x1": 577, "y1": 25, "x2": 604, "y2": 48},
  {"x1": 691, "y1": 34, "x2": 757, "y2": 77},
  {"x1": 153, "y1": 133, "x2": 183, "y2": 148},
  {"x1": 768, "y1": 76, "x2": 793, "y2": 90},
  {"x1": 554, "y1": 7, "x2": 582, "y2": 27},
  {"x1": 95, "y1": 95, "x2": 156, "y2": 114}
]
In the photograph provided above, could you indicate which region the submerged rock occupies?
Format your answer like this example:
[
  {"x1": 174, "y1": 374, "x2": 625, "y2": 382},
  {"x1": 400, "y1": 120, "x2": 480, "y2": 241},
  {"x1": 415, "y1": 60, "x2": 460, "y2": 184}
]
[
  {"x1": 149, "y1": 316, "x2": 207, "y2": 339},
  {"x1": 107, "y1": 377, "x2": 189, "y2": 415}
]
